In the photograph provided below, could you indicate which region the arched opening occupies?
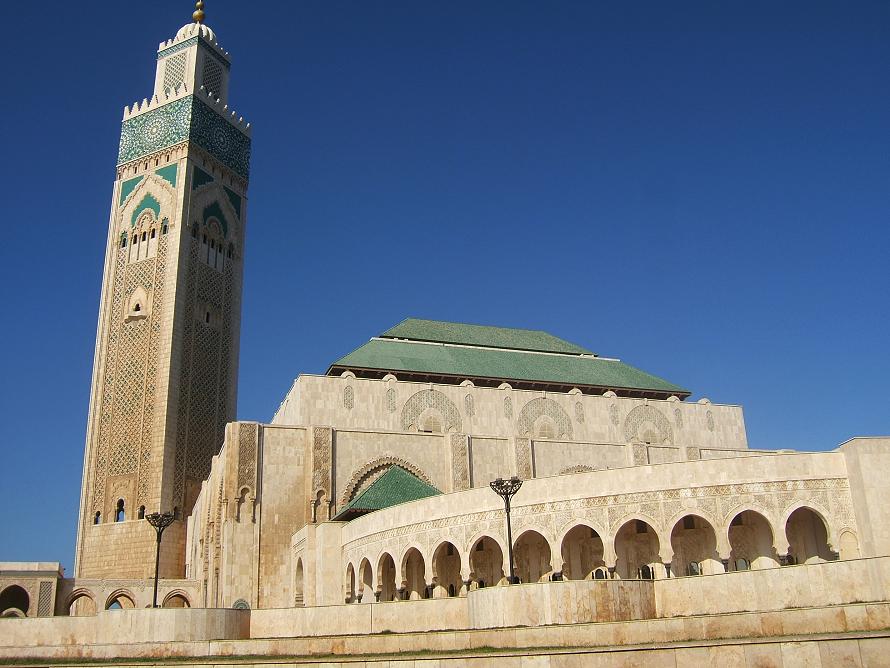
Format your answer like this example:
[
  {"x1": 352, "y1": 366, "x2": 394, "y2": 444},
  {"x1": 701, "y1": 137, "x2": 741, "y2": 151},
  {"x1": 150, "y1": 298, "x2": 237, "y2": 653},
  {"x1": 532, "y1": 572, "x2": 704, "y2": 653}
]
[
  {"x1": 786, "y1": 507, "x2": 835, "y2": 564},
  {"x1": 0, "y1": 585, "x2": 30, "y2": 617},
  {"x1": 514, "y1": 530, "x2": 553, "y2": 584},
  {"x1": 377, "y1": 553, "x2": 397, "y2": 602},
  {"x1": 138, "y1": 505, "x2": 145, "y2": 520},
  {"x1": 115, "y1": 499, "x2": 125, "y2": 522},
  {"x1": 162, "y1": 593, "x2": 190, "y2": 608},
  {"x1": 560, "y1": 525, "x2": 605, "y2": 580},
  {"x1": 294, "y1": 558, "x2": 304, "y2": 607},
  {"x1": 345, "y1": 563, "x2": 356, "y2": 604},
  {"x1": 68, "y1": 592, "x2": 96, "y2": 617},
  {"x1": 729, "y1": 510, "x2": 778, "y2": 570},
  {"x1": 358, "y1": 558, "x2": 374, "y2": 603},
  {"x1": 432, "y1": 541, "x2": 462, "y2": 598},
  {"x1": 469, "y1": 536, "x2": 505, "y2": 588},
  {"x1": 105, "y1": 592, "x2": 135, "y2": 610},
  {"x1": 839, "y1": 530, "x2": 860, "y2": 560},
  {"x1": 402, "y1": 548, "x2": 427, "y2": 600},
  {"x1": 614, "y1": 519, "x2": 661, "y2": 579},
  {"x1": 94, "y1": 511, "x2": 101, "y2": 525},
  {"x1": 670, "y1": 515, "x2": 720, "y2": 576}
]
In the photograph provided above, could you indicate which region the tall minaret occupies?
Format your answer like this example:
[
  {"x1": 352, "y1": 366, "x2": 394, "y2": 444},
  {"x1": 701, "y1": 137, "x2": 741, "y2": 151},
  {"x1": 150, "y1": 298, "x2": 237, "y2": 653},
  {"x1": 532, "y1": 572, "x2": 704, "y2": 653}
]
[{"x1": 75, "y1": 2, "x2": 251, "y2": 579}]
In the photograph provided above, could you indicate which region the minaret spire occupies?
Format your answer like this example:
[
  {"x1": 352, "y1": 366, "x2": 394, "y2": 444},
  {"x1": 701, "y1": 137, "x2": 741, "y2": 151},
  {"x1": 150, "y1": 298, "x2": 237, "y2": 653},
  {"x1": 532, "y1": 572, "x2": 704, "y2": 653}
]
[{"x1": 193, "y1": 1, "x2": 206, "y2": 24}]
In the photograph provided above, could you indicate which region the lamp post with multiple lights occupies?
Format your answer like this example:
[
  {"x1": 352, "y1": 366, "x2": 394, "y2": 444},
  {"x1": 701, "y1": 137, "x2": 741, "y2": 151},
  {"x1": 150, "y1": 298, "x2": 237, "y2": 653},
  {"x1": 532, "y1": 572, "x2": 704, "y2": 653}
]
[
  {"x1": 489, "y1": 476, "x2": 523, "y2": 584},
  {"x1": 145, "y1": 511, "x2": 176, "y2": 608}
]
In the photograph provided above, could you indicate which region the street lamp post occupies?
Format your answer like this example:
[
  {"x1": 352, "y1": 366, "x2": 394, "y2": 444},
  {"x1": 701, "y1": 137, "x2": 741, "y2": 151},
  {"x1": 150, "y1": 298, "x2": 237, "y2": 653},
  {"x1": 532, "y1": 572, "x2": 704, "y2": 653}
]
[
  {"x1": 489, "y1": 476, "x2": 523, "y2": 584},
  {"x1": 145, "y1": 511, "x2": 176, "y2": 608}
]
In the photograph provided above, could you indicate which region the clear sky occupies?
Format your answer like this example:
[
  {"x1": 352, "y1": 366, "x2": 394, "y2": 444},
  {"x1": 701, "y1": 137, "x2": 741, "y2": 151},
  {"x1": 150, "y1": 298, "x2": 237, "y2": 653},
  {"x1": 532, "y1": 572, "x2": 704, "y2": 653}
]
[{"x1": 0, "y1": 1, "x2": 887, "y2": 571}]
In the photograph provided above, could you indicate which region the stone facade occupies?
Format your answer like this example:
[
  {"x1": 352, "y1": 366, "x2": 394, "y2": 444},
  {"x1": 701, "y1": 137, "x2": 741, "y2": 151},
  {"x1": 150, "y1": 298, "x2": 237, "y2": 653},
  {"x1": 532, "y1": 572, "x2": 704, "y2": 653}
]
[{"x1": 73, "y1": 19, "x2": 249, "y2": 580}]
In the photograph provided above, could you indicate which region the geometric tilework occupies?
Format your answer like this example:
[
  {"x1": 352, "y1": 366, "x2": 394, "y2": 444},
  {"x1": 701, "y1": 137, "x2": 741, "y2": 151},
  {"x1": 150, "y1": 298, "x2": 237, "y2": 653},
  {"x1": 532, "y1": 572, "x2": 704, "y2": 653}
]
[{"x1": 119, "y1": 96, "x2": 251, "y2": 179}]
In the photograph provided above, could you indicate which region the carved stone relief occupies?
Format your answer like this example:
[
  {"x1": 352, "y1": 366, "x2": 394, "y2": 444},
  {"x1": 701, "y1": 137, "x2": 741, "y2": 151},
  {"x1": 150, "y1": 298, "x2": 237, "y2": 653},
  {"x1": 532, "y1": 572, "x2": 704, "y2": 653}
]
[
  {"x1": 400, "y1": 389, "x2": 462, "y2": 433},
  {"x1": 450, "y1": 433, "x2": 470, "y2": 491},
  {"x1": 516, "y1": 398, "x2": 573, "y2": 440},
  {"x1": 514, "y1": 438, "x2": 533, "y2": 479},
  {"x1": 623, "y1": 405, "x2": 673, "y2": 445}
]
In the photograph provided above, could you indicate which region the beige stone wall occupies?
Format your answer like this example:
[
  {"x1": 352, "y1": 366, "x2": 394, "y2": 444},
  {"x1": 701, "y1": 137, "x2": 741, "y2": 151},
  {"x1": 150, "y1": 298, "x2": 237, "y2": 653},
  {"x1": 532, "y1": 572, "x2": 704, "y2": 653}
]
[
  {"x1": 841, "y1": 437, "x2": 890, "y2": 558},
  {"x1": 273, "y1": 375, "x2": 748, "y2": 451}
]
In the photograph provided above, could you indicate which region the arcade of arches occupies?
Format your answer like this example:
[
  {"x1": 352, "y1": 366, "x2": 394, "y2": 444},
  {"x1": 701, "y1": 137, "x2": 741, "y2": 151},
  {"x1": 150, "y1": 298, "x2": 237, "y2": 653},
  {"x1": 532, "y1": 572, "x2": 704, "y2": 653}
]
[{"x1": 342, "y1": 507, "x2": 840, "y2": 602}]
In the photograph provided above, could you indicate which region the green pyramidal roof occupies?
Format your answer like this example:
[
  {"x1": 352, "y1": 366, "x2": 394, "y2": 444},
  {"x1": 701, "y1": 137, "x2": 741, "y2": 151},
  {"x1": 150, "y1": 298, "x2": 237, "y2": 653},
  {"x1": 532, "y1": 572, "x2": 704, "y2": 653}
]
[
  {"x1": 328, "y1": 319, "x2": 690, "y2": 398},
  {"x1": 334, "y1": 466, "x2": 441, "y2": 521},
  {"x1": 382, "y1": 318, "x2": 593, "y2": 355}
]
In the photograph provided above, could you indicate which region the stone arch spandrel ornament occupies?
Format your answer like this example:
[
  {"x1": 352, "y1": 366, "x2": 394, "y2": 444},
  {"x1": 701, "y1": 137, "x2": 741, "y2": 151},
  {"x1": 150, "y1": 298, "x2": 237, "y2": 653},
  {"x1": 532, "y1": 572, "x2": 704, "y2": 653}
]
[
  {"x1": 623, "y1": 405, "x2": 673, "y2": 445},
  {"x1": 340, "y1": 455, "x2": 435, "y2": 506},
  {"x1": 516, "y1": 398, "x2": 573, "y2": 440},
  {"x1": 400, "y1": 389, "x2": 462, "y2": 433}
]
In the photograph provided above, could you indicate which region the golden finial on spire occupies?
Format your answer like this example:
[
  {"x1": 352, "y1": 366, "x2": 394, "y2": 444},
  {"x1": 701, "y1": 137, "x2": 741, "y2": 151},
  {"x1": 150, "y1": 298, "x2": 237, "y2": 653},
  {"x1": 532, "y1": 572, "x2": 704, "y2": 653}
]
[{"x1": 193, "y1": 1, "x2": 206, "y2": 23}]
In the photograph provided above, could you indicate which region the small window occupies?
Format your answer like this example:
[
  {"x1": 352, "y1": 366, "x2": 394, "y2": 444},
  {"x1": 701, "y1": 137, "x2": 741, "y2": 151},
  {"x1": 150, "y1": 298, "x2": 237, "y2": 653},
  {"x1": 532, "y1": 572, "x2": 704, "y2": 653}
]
[
  {"x1": 141, "y1": 232, "x2": 147, "y2": 242},
  {"x1": 210, "y1": 239, "x2": 215, "y2": 250},
  {"x1": 639, "y1": 565, "x2": 654, "y2": 580},
  {"x1": 115, "y1": 499, "x2": 125, "y2": 522},
  {"x1": 448, "y1": 584, "x2": 456, "y2": 597},
  {"x1": 191, "y1": 226, "x2": 198, "y2": 239},
  {"x1": 636, "y1": 520, "x2": 648, "y2": 534},
  {"x1": 683, "y1": 516, "x2": 695, "y2": 530},
  {"x1": 478, "y1": 580, "x2": 485, "y2": 589},
  {"x1": 132, "y1": 235, "x2": 137, "y2": 245},
  {"x1": 202, "y1": 234, "x2": 207, "y2": 244},
  {"x1": 138, "y1": 505, "x2": 146, "y2": 520},
  {"x1": 133, "y1": 303, "x2": 141, "y2": 313},
  {"x1": 594, "y1": 568, "x2": 607, "y2": 580},
  {"x1": 151, "y1": 228, "x2": 156, "y2": 239},
  {"x1": 162, "y1": 223, "x2": 168, "y2": 235},
  {"x1": 94, "y1": 511, "x2": 101, "y2": 525},
  {"x1": 687, "y1": 561, "x2": 701, "y2": 576},
  {"x1": 227, "y1": 245, "x2": 233, "y2": 259},
  {"x1": 205, "y1": 311, "x2": 211, "y2": 324},
  {"x1": 120, "y1": 236, "x2": 127, "y2": 248}
]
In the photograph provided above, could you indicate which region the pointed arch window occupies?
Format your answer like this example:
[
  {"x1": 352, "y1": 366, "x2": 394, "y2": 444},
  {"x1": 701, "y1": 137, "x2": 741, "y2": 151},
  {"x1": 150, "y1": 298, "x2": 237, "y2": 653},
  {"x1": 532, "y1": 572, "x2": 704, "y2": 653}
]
[{"x1": 115, "y1": 499, "x2": 125, "y2": 522}]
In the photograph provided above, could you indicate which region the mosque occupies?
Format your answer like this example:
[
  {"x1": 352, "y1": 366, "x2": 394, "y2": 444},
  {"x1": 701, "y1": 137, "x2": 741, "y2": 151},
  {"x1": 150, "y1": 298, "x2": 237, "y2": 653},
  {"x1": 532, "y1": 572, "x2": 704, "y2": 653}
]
[{"x1": 2, "y1": 5, "x2": 890, "y2": 666}]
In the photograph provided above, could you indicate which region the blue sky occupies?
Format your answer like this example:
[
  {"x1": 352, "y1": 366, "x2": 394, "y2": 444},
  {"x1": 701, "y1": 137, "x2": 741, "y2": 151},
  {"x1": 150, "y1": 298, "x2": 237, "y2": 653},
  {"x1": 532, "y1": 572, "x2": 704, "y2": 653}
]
[{"x1": 0, "y1": 1, "x2": 887, "y2": 571}]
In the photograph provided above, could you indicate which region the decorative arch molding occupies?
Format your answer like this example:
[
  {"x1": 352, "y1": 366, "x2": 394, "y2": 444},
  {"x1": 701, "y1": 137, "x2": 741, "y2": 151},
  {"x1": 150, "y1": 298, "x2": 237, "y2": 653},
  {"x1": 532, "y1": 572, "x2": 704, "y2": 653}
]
[
  {"x1": 780, "y1": 502, "x2": 837, "y2": 549},
  {"x1": 400, "y1": 389, "x2": 462, "y2": 433},
  {"x1": 64, "y1": 587, "x2": 98, "y2": 616},
  {"x1": 161, "y1": 589, "x2": 192, "y2": 608},
  {"x1": 189, "y1": 180, "x2": 242, "y2": 242},
  {"x1": 119, "y1": 173, "x2": 177, "y2": 232},
  {"x1": 555, "y1": 521, "x2": 608, "y2": 552},
  {"x1": 516, "y1": 397, "x2": 573, "y2": 439},
  {"x1": 623, "y1": 404, "x2": 673, "y2": 445},
  {"x1": 104, "y1": 588, "x2": 136, "y2": 610},
  {"x1": 339, "y1": 454, "x2": 435, "y2": 506}
]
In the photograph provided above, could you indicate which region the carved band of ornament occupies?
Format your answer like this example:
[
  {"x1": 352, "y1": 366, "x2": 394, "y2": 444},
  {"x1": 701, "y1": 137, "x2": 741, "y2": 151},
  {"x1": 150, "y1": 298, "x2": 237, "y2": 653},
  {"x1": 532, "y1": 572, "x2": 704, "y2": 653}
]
[
  {"x1": 342, "y1": 477, "x2": 852, "y2": 550},
  {"x1": 118, "y1": 96, "x2": 251, "y2": 178},
  {"x1": 339, "y1": 454, "x2": 434, "y2": 506}
]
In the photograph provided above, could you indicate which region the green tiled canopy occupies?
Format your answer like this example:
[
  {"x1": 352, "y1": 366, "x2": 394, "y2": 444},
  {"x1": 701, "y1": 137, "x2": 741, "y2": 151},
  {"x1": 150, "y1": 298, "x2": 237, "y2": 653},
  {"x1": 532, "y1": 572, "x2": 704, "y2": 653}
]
[
  {"x1": 334, "y1": 466, "x2": 441, "y2": 521},
  {"x1": 328, "y1": 318, "x2": 689, "y2": 398}
]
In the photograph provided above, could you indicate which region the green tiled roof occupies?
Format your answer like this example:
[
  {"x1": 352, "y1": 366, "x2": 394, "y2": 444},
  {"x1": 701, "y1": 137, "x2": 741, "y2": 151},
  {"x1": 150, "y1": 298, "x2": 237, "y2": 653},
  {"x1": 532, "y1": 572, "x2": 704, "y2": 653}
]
[
  {"x1": 382, "y1": 318, "x2": 592, "y2": 355},
  {"x1": 334, "y1": 466, "x2": 441, "y2": 520},
  {"x1": 330, "y1": 338, "x2": 688, "y2": 396}
]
